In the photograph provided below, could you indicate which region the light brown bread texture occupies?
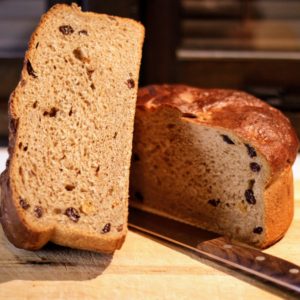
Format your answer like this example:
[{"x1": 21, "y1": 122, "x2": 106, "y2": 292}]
[
  {"x1": 130, "y1": 84, "x2": 299, "y2": 248},
  {"x1": 0, "y1": 4, "x2": 144, "y2": 253}
]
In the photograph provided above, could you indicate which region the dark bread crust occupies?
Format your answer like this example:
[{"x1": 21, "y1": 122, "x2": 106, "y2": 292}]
[
  {"x1": 0, "y1": 4, "x2": 143, "y2": 252},
  {"x1": 137, "y1": 84, "x2": 299, "y2": 183}
]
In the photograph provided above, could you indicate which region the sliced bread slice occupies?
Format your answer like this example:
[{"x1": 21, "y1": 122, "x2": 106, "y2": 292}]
[
  {"x1": 0, "y1": 4, "x2": 144, "y2": 252},
  {"x1": 130, "y1": 84, "x2": 299, "y2": 248}
]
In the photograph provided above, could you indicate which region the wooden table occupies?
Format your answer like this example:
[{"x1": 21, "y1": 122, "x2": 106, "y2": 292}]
[{"x1": 0, "y1": 182, "x2": 299, "y2": 299}]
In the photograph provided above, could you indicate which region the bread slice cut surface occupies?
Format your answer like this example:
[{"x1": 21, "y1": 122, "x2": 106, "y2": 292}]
[{"x1": 0, "y1": 4, "x2": 144, "y2": 253}]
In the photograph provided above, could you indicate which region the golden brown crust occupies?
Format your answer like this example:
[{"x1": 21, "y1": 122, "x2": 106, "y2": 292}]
[
  {"x1": 51, "y1": 228, "x2": 127, "y2": 253},
  {"x1": 0, "y1": 3, "x2": 143, "y2": 253},
  {"x1": 262, "y1": 167, "x2": 294, "y2": 248},
  {"x1": 137, "y1": 85, "x2": 299, "y2": 182}
]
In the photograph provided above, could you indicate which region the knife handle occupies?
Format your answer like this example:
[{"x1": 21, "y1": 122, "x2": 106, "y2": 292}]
[{"x1": 196, "y1": 237, "x2": 300, "y2": 295}]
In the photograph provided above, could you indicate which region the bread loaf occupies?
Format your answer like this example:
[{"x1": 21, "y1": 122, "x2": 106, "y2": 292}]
[
  {"x1": 130, "y1": 84, "x2": 299, "y2": 248},
  {"x1": 0, "y1": 4, "x2": 144, "y2": 252}
]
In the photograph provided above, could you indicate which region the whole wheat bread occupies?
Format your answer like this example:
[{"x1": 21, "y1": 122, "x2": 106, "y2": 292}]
[
  {"x1": 130, "y1": 85, "x2": 299, "y2": 248},
  {"x1": 0, "y1": 4, "x2": 144, "y2": 252}
]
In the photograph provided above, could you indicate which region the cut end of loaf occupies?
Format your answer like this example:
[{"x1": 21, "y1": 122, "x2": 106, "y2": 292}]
[
  {"x1": 0, "y1": 4, "x2": 144, "y2": 252},
  {"x1": 130, "y1": 107, "x2": 268, "y2": 246},
  {"x1": 130, "y1": 85, "x2": 297, "y2": 248}
]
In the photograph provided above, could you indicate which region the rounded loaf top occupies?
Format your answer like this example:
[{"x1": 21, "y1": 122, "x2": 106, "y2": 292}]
[{"x1": 137, "y1": 84, "x2": 299, "y2": 180}]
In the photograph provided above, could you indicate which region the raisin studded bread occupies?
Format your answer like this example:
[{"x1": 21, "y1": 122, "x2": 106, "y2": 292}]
[
  {"x1": 130, "y1": 84, "x2": 299, "y2": 248},
  {"x1": 0, "y1": 4, "x2": 144, "y2": 253}
]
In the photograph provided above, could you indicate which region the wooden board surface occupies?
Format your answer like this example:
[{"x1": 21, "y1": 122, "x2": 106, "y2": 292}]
[{"x1": 0, "y1": 182, "x2": 299, "y2": 299}]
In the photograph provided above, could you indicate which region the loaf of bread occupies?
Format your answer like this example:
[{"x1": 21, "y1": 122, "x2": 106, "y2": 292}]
[
  {"x1": 130, "y1": 84, "x2": 299, "y2": 248},
  {"x1": 0, "y1": 4, "x2": 144, "y2": 252}
]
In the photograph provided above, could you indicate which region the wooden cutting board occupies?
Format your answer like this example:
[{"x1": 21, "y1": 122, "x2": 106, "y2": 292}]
[{"x1": 0, "y1": 183, "x2": 299, "y2": 300}]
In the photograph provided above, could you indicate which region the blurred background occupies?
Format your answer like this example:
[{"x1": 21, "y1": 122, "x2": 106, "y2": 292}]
[{"x1": 0, "y1": 0, "x2": 300, "y2": 145}]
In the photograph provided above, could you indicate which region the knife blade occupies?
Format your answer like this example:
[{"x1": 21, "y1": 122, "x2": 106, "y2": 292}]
[{"x1": 128, "y1": 207, "x2": 300, "y2": 295}]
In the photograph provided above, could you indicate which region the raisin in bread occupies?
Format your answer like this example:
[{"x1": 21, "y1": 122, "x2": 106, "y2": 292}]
[
  {"x1": 130, "y1": 84, "x2": 299, "y2": 248},
  {"x1": 0, "y1": 4, "x2": 144, "y2": 253}
]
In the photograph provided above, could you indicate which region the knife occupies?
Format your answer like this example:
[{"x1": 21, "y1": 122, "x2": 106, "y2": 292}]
[{"x1": 128, "y1": 207, "x2": 300, "y2": 295}]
